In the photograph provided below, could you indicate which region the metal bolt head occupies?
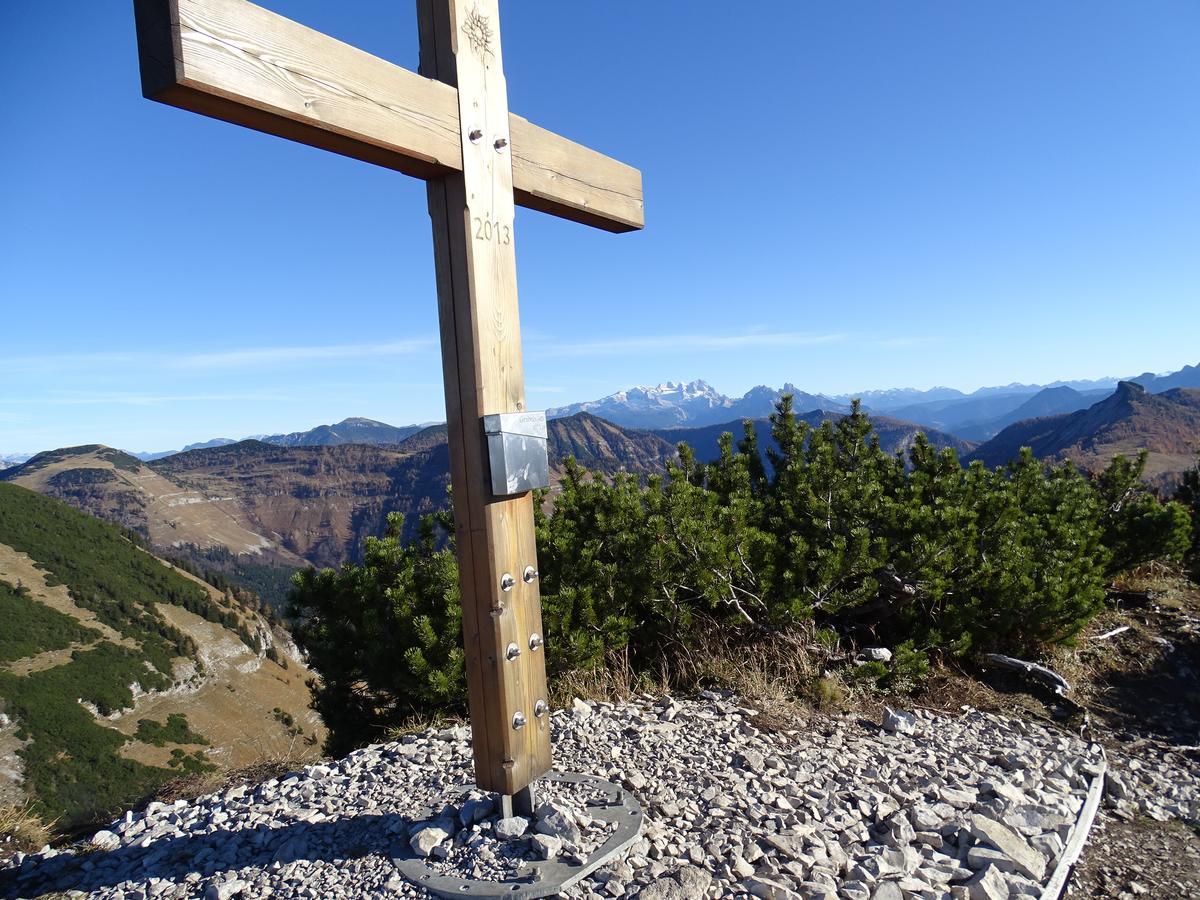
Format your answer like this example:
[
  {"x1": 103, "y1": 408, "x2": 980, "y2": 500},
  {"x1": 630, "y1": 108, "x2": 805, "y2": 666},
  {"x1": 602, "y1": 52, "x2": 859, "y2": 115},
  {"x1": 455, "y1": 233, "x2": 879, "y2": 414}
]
[
  {"x1": 494, "y1": 136, "x2": 508, "y2": 151},
  {"x1": 522, "y1": 565, "x2": 538, "y2": 584},
  {"x1": 534, "y1": 699, "x2": 548, "y2": 718},
  {"x1": 528, "y1": 632, "x2": 543, "y2": 651},
  {"x1": 500, "y1": 573, "x2": 515, "y2": 592},
  {"x1": 512, "y1": 711, "x2": 527, "y2": 730},
  {"x1": 468, "y1": 128, "x2": 483, "y2": 143},
  {"x1": 505, "y1": 642, "x2": 520, "y2": 661}
]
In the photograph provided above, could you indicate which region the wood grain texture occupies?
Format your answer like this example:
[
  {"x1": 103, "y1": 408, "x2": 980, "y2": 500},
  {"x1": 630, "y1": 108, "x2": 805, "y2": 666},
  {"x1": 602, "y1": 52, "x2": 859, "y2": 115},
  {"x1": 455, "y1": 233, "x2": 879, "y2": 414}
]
[
  {"x1": 133, "y1": 0, "x2": 643, "y2": 231},
  {"x1": 419, "y1": 0, "x2": 551, "y2": 794}
]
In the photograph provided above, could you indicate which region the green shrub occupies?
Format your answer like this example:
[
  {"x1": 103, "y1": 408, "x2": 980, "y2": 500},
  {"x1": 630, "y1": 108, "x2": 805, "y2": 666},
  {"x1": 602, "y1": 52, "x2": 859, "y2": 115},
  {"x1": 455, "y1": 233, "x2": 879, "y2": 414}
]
[
  {"x1": 1176, "y1": 455, "x2": 1200, "y2": 574},
  {"x1": 135, "y1": 713, "x2": 208, "y2": 747},
  {"x1": 888, "y1": 641, "x2": 930, "y2": 692},
  {"x1": 288, "y1": 397, "x2": 1174, "y2": 753},
  {"x1": 288, "y1": 512, "x2": 465, "y2": 756},
  {"x1": 1095, "y1": 453, "x2": 1192, "y2": 573},
  {"x1": 0, "y1": 580, "x2": 100, "y2": 663}
]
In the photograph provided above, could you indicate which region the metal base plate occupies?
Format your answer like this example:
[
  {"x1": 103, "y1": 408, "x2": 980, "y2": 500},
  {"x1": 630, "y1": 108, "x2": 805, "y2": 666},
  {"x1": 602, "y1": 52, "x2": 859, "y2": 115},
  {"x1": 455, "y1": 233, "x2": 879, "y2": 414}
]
[{"x1": 394, "y1": 771, "x2": 642, "y2": 898}]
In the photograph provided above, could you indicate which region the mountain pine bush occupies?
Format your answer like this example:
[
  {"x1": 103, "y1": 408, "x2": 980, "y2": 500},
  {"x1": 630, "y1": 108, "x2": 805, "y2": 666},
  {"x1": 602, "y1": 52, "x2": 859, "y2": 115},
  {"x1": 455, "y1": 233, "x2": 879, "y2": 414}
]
[
  {"x1": 290, "y1": 398, "x2": 1194, "y2": 752},
  {"x1": 288, "y1": 512, "x2": 464, "y2": 756},
  {"x1": 1179, "y1": 454, "x2": 1200, "y2": 573},
  {"x1": 1095, "y1": 451, "x2": 1191, "y2": 573}
]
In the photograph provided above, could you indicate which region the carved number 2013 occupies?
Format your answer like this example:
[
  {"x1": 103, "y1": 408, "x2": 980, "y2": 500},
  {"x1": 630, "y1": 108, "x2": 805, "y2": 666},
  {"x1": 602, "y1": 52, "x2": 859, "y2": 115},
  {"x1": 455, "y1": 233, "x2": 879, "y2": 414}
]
[{"x1": 473, "y1": 217, "x2": 511, "y2": 245}]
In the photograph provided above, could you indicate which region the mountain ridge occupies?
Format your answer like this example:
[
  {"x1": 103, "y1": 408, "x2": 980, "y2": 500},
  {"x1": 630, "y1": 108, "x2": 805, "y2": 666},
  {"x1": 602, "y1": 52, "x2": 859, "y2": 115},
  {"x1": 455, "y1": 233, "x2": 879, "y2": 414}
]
[
  {"x1": 10, "y1": 361, "x2": 1196, "y2": 464},
  {"x1": 547, "y1": 380, "x2": 848, "y2": 429},
  {"x1": 968, "y1": 382, "x2": 1200, "y2": 488}
]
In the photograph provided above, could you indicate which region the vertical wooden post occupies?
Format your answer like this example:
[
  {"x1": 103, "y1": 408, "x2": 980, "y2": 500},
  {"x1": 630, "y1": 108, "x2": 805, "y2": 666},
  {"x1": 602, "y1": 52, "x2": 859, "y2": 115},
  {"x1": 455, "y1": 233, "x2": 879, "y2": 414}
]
[{"x1": 417, "y1": 0, "x2": 552, "y2": 796}]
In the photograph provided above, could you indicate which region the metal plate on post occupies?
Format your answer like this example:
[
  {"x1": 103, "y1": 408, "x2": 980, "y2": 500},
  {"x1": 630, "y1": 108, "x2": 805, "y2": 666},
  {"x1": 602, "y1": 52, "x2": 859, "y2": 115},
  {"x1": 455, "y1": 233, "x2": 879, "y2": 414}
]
[
  {"x1": 393, "y1": 771, "x2": 643, "y2": 898},
  {"x1": 483, "y1": 411, "x2": 551, "y2": 497}
]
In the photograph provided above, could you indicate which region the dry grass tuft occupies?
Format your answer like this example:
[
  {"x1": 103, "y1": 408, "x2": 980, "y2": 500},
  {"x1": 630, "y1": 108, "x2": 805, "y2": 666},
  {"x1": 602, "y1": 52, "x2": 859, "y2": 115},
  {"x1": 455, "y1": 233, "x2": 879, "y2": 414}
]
[
  {"x1": 149, "y1": 734, "x2": 324, "y2": 808},
  {"x1": 1110, "y1": 561, "x2": 1195, "y2": 606},
  {"x1": 550, "y1": 646, "x2": 668, "y2": 708},
  {"x1": 0, "y1": 799, "x2": 55, "y2": 854},
  {"x1": 553, "y1": 622, "x2": 850, "y2": 728},
  {"x1": 385, "y1": 711, "x2": 467, "y2": 741}
]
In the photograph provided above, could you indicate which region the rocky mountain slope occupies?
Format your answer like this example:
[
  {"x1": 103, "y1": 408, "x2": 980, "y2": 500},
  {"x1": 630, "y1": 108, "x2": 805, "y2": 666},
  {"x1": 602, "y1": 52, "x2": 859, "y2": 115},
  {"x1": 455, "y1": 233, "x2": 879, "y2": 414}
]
[
  {"x1": 1, "y1": 446, "x2": 302, "y2": 565},
  {"x1": 0, "y1": 483, "x2": 321, "y2": 826},
  {"x1": 968, "y1": 382, "x2": 1200, "y2": 486},
  {"x1": 546, "y1": 413, "x2": 678, "y2": 474},
  {"x1": 2, "y1": 416, "x2": 676, "y2": 582},
  {"x1": 149, "y1": 440, "x2": 452, "y2": 570}
]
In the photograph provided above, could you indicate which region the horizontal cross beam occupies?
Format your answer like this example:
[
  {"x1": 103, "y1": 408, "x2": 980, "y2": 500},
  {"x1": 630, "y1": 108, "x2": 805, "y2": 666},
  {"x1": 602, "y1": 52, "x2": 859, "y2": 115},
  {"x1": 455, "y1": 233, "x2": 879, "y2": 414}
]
[{"x1": 133, "y1": 0, "x2": 644, "y2": 233}]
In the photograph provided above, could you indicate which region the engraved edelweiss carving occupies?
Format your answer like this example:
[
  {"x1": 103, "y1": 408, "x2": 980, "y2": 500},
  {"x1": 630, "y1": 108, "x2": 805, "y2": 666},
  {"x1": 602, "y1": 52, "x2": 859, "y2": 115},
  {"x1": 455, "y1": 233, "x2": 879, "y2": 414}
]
[{"x1": 461, "y1": 6, "x2": 494, "y2": 60}]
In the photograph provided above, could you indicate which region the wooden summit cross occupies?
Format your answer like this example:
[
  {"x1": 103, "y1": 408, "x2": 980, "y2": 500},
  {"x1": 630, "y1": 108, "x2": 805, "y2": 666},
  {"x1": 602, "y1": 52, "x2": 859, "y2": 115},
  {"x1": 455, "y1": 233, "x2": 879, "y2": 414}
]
[{"x1": 132, "y1": 0, "x2": 642, "y2": 802}]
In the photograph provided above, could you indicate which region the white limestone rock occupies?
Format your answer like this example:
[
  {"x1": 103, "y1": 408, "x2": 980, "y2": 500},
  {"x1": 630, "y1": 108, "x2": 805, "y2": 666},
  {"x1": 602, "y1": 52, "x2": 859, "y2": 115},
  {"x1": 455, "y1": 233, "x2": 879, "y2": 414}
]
[
  {"x1": 968, "y1": 814, "x2": 1047, "y2": 881},
  {"x1": 882, "y1": 707, "x2": 917, "y2": 734}
]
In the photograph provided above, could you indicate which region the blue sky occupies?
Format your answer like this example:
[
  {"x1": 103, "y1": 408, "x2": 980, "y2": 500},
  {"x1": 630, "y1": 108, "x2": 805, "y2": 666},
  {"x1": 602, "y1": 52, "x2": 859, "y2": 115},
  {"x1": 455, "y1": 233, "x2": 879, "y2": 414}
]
[{"x1": 2, "y1": 1, "x2": 1198, "y2": 454}]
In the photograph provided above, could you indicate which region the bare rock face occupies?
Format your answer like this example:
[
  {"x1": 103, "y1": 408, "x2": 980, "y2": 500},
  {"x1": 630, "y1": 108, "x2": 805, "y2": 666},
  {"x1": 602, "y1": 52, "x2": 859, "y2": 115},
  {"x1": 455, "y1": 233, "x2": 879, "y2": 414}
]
[
  {"x1": 529, "y1": 833, "x2": 561, "y2": 860},
  {"x1": 533, "y1": 801, "x2": 581, "y2": 843}
]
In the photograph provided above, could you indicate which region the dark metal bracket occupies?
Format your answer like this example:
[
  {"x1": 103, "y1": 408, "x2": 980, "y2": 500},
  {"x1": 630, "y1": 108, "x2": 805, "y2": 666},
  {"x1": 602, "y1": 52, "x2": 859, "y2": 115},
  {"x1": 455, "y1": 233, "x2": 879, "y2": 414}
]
[{"x1": 393, "y1": 771, "x2": 643, "y2": 898}]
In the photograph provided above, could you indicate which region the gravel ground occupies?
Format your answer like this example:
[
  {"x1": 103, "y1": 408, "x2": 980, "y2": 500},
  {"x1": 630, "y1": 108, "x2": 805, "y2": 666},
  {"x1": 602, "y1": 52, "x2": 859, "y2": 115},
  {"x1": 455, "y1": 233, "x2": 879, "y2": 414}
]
[
  {"x1": 1067, "y1": 742, "x2": 1200, "y2": 898},
  {"x1": 1068, "y1": 814, "x2": 1200, "y2": 898},
  {"x1": 0, "y1": 694, "x2": 1138, "y2": 899}
]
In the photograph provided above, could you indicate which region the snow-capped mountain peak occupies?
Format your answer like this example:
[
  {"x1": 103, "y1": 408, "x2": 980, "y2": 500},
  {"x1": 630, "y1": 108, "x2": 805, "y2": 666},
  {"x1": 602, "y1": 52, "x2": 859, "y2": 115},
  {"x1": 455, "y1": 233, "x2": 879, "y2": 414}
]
[{"x1": 547, "y1": 380, "x2": 846, "y2": 430}]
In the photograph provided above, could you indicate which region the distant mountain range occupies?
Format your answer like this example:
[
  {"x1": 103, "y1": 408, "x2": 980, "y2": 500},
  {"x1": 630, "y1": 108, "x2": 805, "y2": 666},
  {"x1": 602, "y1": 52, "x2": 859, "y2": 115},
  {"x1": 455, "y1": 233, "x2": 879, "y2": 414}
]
[
  {"x1": 5, "y1": 377, "x2": 1198, "y2": 613},
  {"x1": 3, "y1": 361, "x2": 1197, "y2": 476},
  {"x1": 0, "y1": 414, "x2": 679, "y2": 575},
  {"x1": 258, "y1": 416, "x2": 425, "y2": 449},
  {"x1": 128, "y1": 417, "x2": 428, "y2": 461},
  {"x1": 886, "y1": 385, "x2": 1115, "y2": 441},
  {"x1": 542, "y1": 363, "x2": 1198, "y2": 436},
  {"x1": 548, "y1": 380, "x2": 847, "y2": 428},
  {"x1": 967, "y1": 382, "x2": 1200, "y2": 490},
  {"x1": 0, "y1": 409, "x2": 979, "y2": 578}
]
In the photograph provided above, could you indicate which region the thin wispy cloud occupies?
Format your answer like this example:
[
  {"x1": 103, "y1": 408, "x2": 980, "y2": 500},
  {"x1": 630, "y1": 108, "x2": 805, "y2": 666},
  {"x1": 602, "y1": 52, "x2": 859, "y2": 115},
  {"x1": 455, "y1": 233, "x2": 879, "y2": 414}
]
[
  {"x1": 0, "y1": 391, "x2": 291, "y2": 407},
  {"x1": 0, "y1": 339, "x2": 436, "y2": 375},
  {"x1": 173, "y1": 339, "x2": 435, "y2": 369},
  {"x1": 529, "y1": 332, "x2": 847, "y2": 357}
]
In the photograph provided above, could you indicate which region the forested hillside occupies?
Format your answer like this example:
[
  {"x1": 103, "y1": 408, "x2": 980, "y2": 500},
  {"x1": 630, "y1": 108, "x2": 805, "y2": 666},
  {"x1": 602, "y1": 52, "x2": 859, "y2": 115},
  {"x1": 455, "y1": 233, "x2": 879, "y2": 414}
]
[{"x1": 0, "y1": 484, "x2": 320, "y2": 825}]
